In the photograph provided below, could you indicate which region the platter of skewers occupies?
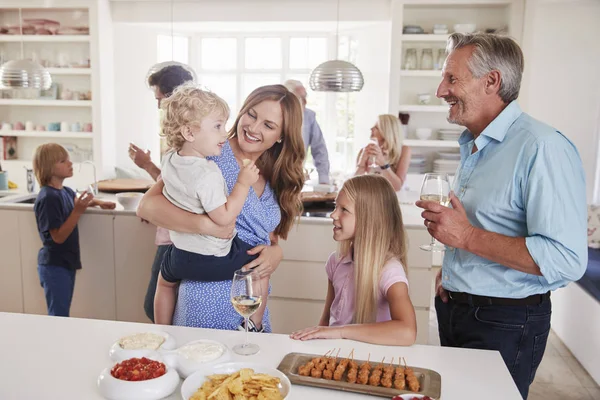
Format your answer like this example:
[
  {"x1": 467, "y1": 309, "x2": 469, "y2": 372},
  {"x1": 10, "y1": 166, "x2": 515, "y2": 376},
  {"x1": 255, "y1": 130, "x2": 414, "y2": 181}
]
[{"x1": 277, "y1": 349, "x2": 441, "y2": 399}]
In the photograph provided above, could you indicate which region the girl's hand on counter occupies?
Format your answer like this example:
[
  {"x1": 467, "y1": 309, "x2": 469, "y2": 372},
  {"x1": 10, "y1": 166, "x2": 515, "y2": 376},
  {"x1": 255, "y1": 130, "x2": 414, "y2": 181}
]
[
  {"x1": 98, "y1": 201, "x2": 116, "y2": 210},
  {"x1": 242, "y1": 243, "x2": 283, "y2": 279},
  {"x1": 290, "y1": 325, "x2": 343, "y2": 341}
]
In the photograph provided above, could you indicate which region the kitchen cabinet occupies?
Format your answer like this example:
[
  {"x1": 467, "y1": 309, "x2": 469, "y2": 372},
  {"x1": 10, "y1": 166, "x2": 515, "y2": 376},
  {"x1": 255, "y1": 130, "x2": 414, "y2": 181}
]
[
  {"x1": 0, "y1": 210, "x2": 24, "y2": 313},
  {"x1": 114, "y1": 214, "x2": 157, "y2": 323}
]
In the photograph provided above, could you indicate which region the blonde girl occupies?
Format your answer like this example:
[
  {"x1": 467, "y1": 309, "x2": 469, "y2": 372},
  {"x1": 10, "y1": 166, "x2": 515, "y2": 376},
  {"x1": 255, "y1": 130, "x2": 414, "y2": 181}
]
[
  {"x1": 291, "y1": 175, "x2": 417, "y2": 345},
  {"x1": 355, "y1": 114, "x2": 412, "y2": 191}
]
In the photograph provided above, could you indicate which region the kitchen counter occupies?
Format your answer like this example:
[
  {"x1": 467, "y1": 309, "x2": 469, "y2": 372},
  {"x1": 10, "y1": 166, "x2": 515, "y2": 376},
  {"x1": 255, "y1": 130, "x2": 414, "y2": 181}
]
[{"x1": 0, "y1": 311, "x2": 522, "y2": 399}]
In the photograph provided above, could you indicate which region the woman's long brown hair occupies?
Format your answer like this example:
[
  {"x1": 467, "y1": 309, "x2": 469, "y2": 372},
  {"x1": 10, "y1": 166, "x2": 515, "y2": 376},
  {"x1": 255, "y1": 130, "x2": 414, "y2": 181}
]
[{"x1": 228, "y1": 84, "x2": 305, "y2": 239}]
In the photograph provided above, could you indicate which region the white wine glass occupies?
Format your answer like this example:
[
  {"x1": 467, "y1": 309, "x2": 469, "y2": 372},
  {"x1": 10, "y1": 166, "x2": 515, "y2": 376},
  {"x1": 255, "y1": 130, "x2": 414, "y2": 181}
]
[
  {"x1": 231, "y1": 269, "x2": 262, "y2": 356},
  {"x1": 420, "y1": 173, "x2": 451, "y2": 252}
]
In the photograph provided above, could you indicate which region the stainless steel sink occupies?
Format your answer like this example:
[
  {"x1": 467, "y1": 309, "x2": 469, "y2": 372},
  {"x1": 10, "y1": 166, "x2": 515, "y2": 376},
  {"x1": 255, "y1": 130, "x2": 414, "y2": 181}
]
[{"x1": 1, "y1": 193, "x2": 37, "y2": 204}]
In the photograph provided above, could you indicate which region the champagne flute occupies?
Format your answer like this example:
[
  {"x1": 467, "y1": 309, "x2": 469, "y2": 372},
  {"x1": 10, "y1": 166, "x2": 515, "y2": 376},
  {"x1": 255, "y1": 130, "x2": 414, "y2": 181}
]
[
  {"x1": 367, "y1": 138, "x2": 380, "y2": 173},
  {"x1": 419, "y1": 173, "x2": 451, "y2": 252},
  {"x1": 230, "y1": 269, "x2": 262, "y2": 356}
]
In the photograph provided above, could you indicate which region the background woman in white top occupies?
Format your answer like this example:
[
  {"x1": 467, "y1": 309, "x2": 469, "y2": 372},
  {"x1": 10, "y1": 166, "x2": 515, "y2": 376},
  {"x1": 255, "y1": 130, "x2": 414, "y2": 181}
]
[{"x1": 355, "y1": 114, "x2": 412, "y2": 191}]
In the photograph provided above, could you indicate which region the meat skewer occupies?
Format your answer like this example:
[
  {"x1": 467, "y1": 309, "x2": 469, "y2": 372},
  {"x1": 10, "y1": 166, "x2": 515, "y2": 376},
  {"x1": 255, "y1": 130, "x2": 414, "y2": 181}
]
[
  {"x1": 357, "y1": 354, "x2": 371, "y2": 385},
  {"x1": 333, "y1": 349, "x2": 352, "y2": 381},
  {"x1": 393, "y1": 358, "x2": 406, "y2": 391},
  {"x1": 346, "y1": 350, "x2": 358, "y2": 384},
  {"x1": 368, "y1": 357, "x2": 385, "y2": 387},
  {"x1": 381, "y1": 357, "x2": 394, "y2": 388},
  {"x1": 403, "y1": 357, "x2": 420, "y2": 392}
]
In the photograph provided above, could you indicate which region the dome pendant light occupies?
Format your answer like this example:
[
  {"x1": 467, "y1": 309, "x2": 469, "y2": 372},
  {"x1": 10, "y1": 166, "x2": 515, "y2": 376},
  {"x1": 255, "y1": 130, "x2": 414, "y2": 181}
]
[
  {"x1": 0, "y1": 8, "x2": 52, "y2": 90},
  {"x1": 309, "y1": 0, "x2": 364, "y2": 92},
  {"x1": 145, "y1": 0, "x2": 197, "y2": 86}
]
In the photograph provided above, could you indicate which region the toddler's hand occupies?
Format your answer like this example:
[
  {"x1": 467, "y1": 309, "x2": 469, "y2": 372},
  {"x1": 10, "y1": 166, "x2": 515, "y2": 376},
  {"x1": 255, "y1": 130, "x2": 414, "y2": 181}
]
[
  {"x1": 74, "y1": 191, "x2": 94, "y2": 214},
  {"x1": 237, "y1": 160, "x2": 259, "y2": 186}
]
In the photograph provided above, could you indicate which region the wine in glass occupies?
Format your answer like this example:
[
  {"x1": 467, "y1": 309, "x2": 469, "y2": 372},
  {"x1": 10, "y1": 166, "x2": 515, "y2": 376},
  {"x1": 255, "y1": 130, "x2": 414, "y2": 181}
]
[
  {"x1": 230, "y1": 269, "x2": 262, "y2": 356},
  {"x1": 420, "y1": 173, "x2": 451, "y2": 252}
]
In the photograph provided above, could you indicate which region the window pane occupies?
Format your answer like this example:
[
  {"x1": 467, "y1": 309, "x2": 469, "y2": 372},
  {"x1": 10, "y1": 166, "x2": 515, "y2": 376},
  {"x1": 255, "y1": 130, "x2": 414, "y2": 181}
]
[
  {"x1": 201, "y1": 38, "x2": 237, "y2": 70},
  {"x1": 198, "y1": 74, "x2": 238, "y2": 120},
  {"x1": 245, "y1": 38, "x2": 282, "y2": 69},
  {"x1": 290, "y1": 37, "x2": 327, "y2": 69},
  {"x1": 241, "y1": 74, "x2": 281, "y2": 102},
  {"x1": 157, "y1": 35, "x2": 189, "y2": 63}
]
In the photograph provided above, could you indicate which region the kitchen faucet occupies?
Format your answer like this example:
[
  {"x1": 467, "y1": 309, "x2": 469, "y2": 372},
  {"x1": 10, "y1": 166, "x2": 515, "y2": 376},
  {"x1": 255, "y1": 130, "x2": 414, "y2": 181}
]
[{"x1": 80, "y1": 160, "x2": 98, "y2": 195}]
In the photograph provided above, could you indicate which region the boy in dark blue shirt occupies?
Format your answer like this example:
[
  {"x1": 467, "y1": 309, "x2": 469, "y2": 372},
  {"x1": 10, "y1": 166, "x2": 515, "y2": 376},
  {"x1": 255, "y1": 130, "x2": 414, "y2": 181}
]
[{"x1": 33, "y1": 143, "x2": 115, "y2": 316}]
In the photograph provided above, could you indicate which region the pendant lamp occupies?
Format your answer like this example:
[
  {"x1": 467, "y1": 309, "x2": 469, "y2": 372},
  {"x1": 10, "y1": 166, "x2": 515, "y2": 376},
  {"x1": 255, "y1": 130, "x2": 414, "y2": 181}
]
[
  {"x1": 0, "y1": 8, "x2": 52, "y2": 90},
  {"x1": 145, "y1": 0, "x2": 196, "y2": 87},
  {"x1": 309, "y1": 0, "x2": 364, "y2": 92}
]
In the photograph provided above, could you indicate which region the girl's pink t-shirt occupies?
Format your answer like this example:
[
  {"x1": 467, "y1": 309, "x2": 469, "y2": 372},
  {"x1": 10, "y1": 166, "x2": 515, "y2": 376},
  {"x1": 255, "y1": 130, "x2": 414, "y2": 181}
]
[{"x1": 325, "y1": 252, "x2": 409, "y2": 326}]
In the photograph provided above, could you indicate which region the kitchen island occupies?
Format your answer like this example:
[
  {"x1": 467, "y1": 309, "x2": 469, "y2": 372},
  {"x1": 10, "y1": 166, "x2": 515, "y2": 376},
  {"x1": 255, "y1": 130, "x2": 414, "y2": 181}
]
[
  {"x1": 0, "y1": 311, "x2": 522, "y2": 399},
  {"x1": 0, "y1": 190, "x2": 435, "y2": 343}
]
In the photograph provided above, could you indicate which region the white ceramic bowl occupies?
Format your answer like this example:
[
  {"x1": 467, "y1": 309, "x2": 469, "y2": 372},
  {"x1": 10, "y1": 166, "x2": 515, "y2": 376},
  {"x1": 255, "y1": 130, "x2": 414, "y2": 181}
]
[
  {"x1": 417, "y1": 93, "x2": 431, "y2": 105},
  {"x1": 313, "y1": 184, "x2": 336, "y2": 193},
  {"x1": 181, "y1": 361, "x2": 292, "y2": 400},
  {"x1": 454, "y1": 23, "x2": 476, "y2": 33},
  {"x1": 97, "y1": 355, "x2": 179, "y2": 400},
  {"x1": 116, "y1": 192, "x2": 143, "y2": 211},
  {"x1": 109, "y1": 331, "x2": 176, "y2": 362},
  {"x1": 164, "y1": 339, "x2": 231, "y2": 379},
  {"x1": 415, "y1": 128, "x2": 433, "y2": 140}
]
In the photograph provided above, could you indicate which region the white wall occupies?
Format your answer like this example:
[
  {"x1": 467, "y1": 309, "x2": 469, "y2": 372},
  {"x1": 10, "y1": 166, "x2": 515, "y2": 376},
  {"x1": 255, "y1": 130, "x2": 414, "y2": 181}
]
[
  {"x1": 520, "y1": 0, "x2": 600, "y2": 203},
  {"x1": 113, "y1": 23, "x2": 163, "y2": 173},
  {"x1": 349, "y1": 22, "x2": 392, "y2": 150}
]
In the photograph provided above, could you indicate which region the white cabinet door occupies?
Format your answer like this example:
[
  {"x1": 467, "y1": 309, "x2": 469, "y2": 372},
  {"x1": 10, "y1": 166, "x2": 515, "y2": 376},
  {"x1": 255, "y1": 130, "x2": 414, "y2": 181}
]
[
  {"x1": 114, "y1": 215, "x2": 157, "y2": 323},
  {"x1": 0, "y1": 210, "x2": 24, "y2": 313},
  {"x1": 19, "y1": 211, "x2": 116, "y2": 320}
]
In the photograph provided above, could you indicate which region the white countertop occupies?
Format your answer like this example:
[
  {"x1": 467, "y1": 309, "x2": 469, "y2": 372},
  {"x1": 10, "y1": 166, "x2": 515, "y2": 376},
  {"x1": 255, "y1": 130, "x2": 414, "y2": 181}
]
[
  {"x1": 0, "y1": 190, "x2": 427, "y2": 228},
  {"x1": 0, "y1": 312, "x2": 521, "y2": 400}
]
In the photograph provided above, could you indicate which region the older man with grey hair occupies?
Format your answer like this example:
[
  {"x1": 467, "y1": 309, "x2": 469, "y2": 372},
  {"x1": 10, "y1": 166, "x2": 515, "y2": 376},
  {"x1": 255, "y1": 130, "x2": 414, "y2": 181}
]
[
  {"x1": 284, "y1": 79, "x2": 331, "y2": 184},
  {"x1": 416, "y1": 33, "x2": 587, "y2": 399}
]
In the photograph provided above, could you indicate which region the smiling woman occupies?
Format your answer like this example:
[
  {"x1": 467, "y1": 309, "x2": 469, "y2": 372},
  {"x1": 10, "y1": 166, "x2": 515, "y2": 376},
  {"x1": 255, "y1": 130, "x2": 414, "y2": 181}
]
[{"x1": 137, "y1": 84, "x2": 306, "y2": 332}]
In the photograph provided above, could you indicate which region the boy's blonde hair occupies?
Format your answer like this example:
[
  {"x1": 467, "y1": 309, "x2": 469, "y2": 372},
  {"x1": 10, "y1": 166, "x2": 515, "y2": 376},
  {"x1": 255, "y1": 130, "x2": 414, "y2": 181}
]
[
  {"x1": 32, "y1": 143, "x2": 70, "y2": 187},
  {"x1": 160, "y1": 83, "x2": 230, "y2": 151},
  {"x1": 376, "y1": 114, "x2": 403, "y2": 169},
  {"x1": 338, "y1": 174, "x2": 408, "y2": 324}
]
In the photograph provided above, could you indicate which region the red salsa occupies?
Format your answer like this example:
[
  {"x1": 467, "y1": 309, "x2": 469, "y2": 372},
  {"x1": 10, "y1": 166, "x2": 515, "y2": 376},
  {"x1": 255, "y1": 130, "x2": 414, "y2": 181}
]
[{"x1": 110, "y1": 357, "x2": 166, "y2": 381}]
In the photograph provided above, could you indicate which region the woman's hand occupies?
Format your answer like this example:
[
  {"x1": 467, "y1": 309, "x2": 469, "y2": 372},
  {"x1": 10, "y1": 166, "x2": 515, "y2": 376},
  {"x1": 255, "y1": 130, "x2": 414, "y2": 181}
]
[
  {"x1": 290, "y1": 325, "x2": 344, "y2": 341},
  {"x1": 365, "y1": 142, "x2": 388, "y2": 167},
  {"x1": 357, "y1": 148, "x2": 370, "y2": 169},
  {"x1": 242, "y1": 243, "x2": 283, "y2": 279}
]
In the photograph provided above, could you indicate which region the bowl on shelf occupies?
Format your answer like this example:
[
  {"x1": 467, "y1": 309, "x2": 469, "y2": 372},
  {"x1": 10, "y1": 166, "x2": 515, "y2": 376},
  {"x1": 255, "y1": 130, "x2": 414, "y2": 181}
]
[
  {"x1": 454, "y1": 23, "x2": 476, "y2": 33},
  {"x1": 415, "y1": 128, "x2": 433, "y2": 140},
  {"x1": 116, "y1": 192, "x2": 144, "y2": 211},
  {"x1": 417, "y1": 93, "x2": 431, "y2": 105}
]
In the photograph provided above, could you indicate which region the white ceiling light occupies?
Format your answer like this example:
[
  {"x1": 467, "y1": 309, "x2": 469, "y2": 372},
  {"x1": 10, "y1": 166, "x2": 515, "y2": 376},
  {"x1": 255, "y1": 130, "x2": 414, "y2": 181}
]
[
  {"x1": 309, "y1": 0, "x2": 364, "y2": 92},
  {"x1": 0, "y1": 8, "x2": 52, "y2": 90},
  {"x1": 145, "y1": 0, "x2": 196, "y2": 87}
]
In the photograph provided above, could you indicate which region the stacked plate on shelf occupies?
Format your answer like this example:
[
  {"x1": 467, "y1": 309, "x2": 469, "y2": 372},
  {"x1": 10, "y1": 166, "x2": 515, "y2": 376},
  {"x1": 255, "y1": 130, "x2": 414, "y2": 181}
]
[
  {"x1": 433, "y1": 151, "x2": 460, "y2": 174},
  {"x1": 438, "y1": 129, "x2": 463, "y2": 141},
  {"x1": 408, "y1": 153, "x2": 427, "y2": 174}
]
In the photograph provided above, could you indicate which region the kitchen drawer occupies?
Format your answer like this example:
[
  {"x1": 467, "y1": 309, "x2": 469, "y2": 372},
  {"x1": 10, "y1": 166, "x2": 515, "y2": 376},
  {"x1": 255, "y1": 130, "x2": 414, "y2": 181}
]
[
  {"x1": 270, "y1": 260, "x2": 328, "y2": 301},
  {"x1": 408, "y1": 267, "x2": 434, "y2": 308},
  {"x1": 415, "y1": 307, "x2": 430, "y2": 345},
  {"x1": 269, "y1": 297, "x2": 325, "y2": 334},
  {"x1": 280, "y1": 223, "x2": 336, "y2": 263}
]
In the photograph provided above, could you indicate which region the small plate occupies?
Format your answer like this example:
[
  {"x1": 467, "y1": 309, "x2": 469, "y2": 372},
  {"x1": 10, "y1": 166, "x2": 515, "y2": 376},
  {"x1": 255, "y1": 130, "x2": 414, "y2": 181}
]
[
  {"x1": 97, "y1": 355, "x2": 179, "y2": 400},
  {"x1": 181, "y1": 361, "x2": 292, "y2": 400},
  {"x1": 109, "y1": 331, "x2": 176, "y2": 362}
]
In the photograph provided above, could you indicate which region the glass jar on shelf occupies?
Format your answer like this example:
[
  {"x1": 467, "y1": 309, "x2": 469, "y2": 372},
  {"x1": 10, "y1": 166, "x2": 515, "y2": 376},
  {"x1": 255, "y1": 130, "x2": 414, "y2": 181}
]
[
  {"x1": 420, "y1": 48, "x2": 434, "y2": 70},
  {"x1": 434, "y1": 49, "x2": 446, "y2": 70},
  {"x1": 404, "y1": 48, "x2": 418, "y2": 70}
]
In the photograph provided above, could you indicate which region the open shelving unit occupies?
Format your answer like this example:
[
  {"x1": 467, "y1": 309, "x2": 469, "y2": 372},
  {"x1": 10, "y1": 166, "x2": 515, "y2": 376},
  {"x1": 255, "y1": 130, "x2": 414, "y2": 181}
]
[{"x1": 389, "y1": 0, "x2": 524, "y2": 171}]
